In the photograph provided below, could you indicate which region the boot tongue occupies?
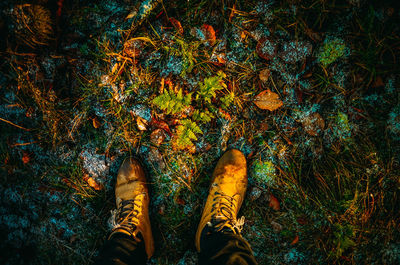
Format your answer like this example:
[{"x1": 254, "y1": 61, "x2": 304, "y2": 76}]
[{"x1": 209, "y1": 216, "x2": 236, "y2": 234}]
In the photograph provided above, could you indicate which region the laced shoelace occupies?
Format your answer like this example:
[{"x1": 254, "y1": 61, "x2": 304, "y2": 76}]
[
  {"x1": 110, "y1": 193, "x2": 146, "y2": 235},
  {"x1": 208, "y1": 190, "x2": 245, "y2": 234}
]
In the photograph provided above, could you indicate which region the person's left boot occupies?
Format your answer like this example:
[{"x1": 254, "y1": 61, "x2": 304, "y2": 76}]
[{"x1": 109, "y1": 157, "x2": 154, "y2": 259}]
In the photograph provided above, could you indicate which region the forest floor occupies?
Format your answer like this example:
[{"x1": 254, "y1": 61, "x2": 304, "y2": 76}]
[{"x1": 1, "y1": 0, "x2": 400, "y2": 264}]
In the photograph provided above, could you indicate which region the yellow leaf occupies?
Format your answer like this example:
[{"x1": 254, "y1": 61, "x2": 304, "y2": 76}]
[{"x1": 254, "y1": 89, "x2": 283, "y2": 111}]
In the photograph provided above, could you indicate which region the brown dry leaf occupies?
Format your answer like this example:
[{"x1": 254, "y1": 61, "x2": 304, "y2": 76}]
[
  {"x1": 372, "y1": 76, "x2": 384, "y2": 88},
  {"x1": 87, "y1": 177, "x2": 103, "y2": 190},
  {"x1": 150, "y1": 129, "x2": 166, "y2": 146},
  {"x1": 256, "y1": 37, "x2": 277, "y2": 60},
  {"x1": 176, "y1": 197, "x2": 185, "y2": 205},
  {"x1": 269, "y1": 193, "x2": 280, "y2": 210},
  {"x1": 150, "y1": 119, "x2": 172, "y2": 136},
  {"x1": 92, "y1": 117, "x2": 101, "y2": 129},
  {"x1": 260, "y1": 121, "x2": 269, "y2": 131},
  {"x1": 271, "y1": 221, "x2": 283, "y2": 232},
  {"x1": 201, "y1": 24, "x2": 216, "y2": 46},
  {"x1": 136, "y1": 116, "x2": 148, "y2": 131},
  {"x1": 259, "y1": 69, "x2": 271, "y2": 82},
  {"x1": 22, "y1": 151, "x2": 30, "y2": 164},
  {"x1": 302, "y1": 113, "x2": 325, "y2": 136},
  {"x1": 169, "y1": 17, "x2": 183, "y2": 35},
  {"x1": 291, "y1": 235, "x2": 299, "y2": 245},
  {"x1": 254, "y1": 89, "x2": 283, "y2": 111}
]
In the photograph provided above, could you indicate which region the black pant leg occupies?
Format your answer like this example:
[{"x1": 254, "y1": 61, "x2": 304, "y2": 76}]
[
  {"x1": 199, "y1": 231, "x2": 258, "y2": 265},
  {"x1": 94, "y1": 232, "x2": 147, "y2": 265}
]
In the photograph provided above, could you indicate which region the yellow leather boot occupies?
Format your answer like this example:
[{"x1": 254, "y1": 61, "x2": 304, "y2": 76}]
[
  {"x1": 109, "y1": 157, "x2": 154, "y2": 259},
  {"x1": 195, "y1": 149, "x2": 248, "y2": 252}
]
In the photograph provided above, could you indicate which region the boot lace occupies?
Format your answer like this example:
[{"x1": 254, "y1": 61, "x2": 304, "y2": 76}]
[
  {"x1": 109, "y1": 193, "x2": 146, "y2": 236},
  {"x1": 208, "y1": 190, "x2": 245, "y2": 234}
]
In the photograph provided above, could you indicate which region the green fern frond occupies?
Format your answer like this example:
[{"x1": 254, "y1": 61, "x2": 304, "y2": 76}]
[
  {"x1": 192, "y1": 109, "x2": 214, "y2": 123},
  {"x1": 173, "y1": 119, "x2": 202, "y2": 150},
  {"x1": 220, "y1": 91, "x2": 234, "y2": 110},
  {"x1": 197, "y1": 71, "x2": 227, "y2": 103},
  {"x1": 152, "y1": 87, "x2": 192, "y2": 114}
]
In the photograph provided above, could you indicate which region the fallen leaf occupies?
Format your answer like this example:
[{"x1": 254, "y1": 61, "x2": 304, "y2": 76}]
[
  {"x1": 254, "y1": 89, "x2": 283, "y2": 111},
  {"x1": 260, "y1": 121, "x2": 269, "y2": 131},
  {"x1": 259, "y1": 69, "x2": 271, "y2": 82},
  {"x1": 169, "y1": 17, "x2": 183, "y2": 35},
  {"x1": 372, "y1": 76, "x2": 384, "y2": 88},
  {"x1": 136, "y1": 116, "x2": 148, "y2": 131},
  {"x1": 218, "y1": 108, "x2": 231, "y2": 120},
  {"x1": 297, "y1": 216, "x2": 308, "y2": 225},
  {"x1": 291, "y1": 235, "x2": 299, "y2": 245},
  {"x1": 176, "y1": 197, "x2": 185, "y2": 205},
  {"x1": 87, "y1": 177, "x2": 103, "y2": 190},
  {"x1": 295, "y1": 86, "x2": 303, "y2": 104},
  {"x1": 269, "y1": 193, "x2": 280, "y2": 210},
  {"x1": 201, "y1": 24, "x2": 216, "y2": 46},
  {"x1": 123, "y1": 39, "x2": 144, "y2": 59},
  {"x1": 302, "y1": 113, "x2": 325, "y2": 136},
  {"x1": 187, "y1": 144, "x2": 196, "y2": 154},
  {"x1": 92, "y1": 117, "x2": 101, "y2": 128},
  {"x1": 279, "y1": 41, "x2": 313, "y2": 64},
  {"x1": 256, "y1": 37, "x2": 277, "y2": 60},
  {"x1": 150, "y1": 129, "x2": 166, "y2": 146},
  {"x1": 386, "y1": 7, "x2": 394, "y2": 16},
  {"x1": 271, "y1": 221, "x2": 283, "y2": 232},
  {"x1": 150, "y1": 119, "x2": 172, "y2": 136},
  {"x1": 210, "y1": 52, "x2": 226, "y2": 66},
  {"x1": 22, "y1": 151, "x2": 30, "y2": 164},
  {"x1": 240, "y1": 31, "x2": 247, "y2": 40}
]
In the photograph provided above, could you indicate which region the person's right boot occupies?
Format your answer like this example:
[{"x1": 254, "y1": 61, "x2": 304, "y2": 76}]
[{"x1": 195, "y1": 149, "x2": 248, "y2": 252}]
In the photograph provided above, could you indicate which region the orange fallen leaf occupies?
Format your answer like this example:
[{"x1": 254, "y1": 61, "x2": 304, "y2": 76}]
[
  {"x1": 92, "y1": 117, "x2": 101, "y2": 128},
  {"x1": 254, "y1": 89, "x2": 283, "y2": 111},
  {"x1": 201, "y1": 24, "x2": 216, "y2": 46},
  {"x1": 291, "y1": 235, "x2": 299, "y2": 245},
  {"x1": 219, "y1": 108, "x2": 231, "y2": 120},
  {"x1": 169, "y1": 17, "x2": 183, "y2": 35},
  {"x1": 86, "y1": 177, "x2": 103, "y2": 191},
  {"x1": 22, "y1": 151, "x2": 30, "y2": 164},
  {"x1": 269, "y1": 193, "x2": 280, "y2": 210}
]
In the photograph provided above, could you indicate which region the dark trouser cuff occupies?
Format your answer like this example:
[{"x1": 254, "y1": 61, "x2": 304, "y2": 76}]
[
  {"x1": 94, "y1": 232, "x2": 147, "y2": 265},
  {"x1": 199, "y1": 231, "x2": 258, "y2": 265}
]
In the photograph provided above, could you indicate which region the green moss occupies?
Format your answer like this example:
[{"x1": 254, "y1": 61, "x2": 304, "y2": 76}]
[
  {"x1": 318, "y1": 38, "x2": 348, "y2": 67},
  {"x1": 251, "y1": 160, "x2": 277, "y2": 187}
]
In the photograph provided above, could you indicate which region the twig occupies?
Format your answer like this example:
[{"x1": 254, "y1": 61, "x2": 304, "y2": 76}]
[
  {"x1": 11, "y1": 141, "x2": 37, "y2": 147},
  {"x1": 0, "y1": 117, "x2": 31, "y2": 131}
]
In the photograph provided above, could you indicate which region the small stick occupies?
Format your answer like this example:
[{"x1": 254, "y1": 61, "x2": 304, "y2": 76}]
[
  {"x1": 0, "y1": 117, "x2": 31, "y2": 131},
  {"x1": 11, "y1": 141, "x2": 37, "y2": 147}
]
